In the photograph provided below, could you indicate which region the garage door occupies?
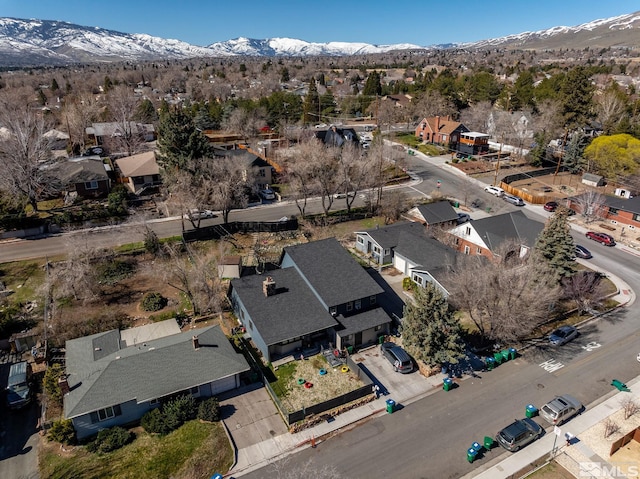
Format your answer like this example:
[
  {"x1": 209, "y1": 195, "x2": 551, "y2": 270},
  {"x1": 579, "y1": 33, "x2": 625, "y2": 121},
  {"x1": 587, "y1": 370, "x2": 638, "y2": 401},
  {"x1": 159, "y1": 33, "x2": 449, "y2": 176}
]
[
  {"x1": 394, "y1": 256, "x2": 407, "y2": 275},
  {"x1": 210, "y1": 375, "x2": 238, "y2": 395}
]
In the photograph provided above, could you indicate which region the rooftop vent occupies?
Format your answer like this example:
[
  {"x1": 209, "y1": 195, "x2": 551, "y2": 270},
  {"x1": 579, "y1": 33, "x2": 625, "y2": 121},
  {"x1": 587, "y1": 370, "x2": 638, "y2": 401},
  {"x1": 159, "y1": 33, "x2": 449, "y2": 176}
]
[{"x1": 263, "y1": 276, "x2": 276, "y2": 297}]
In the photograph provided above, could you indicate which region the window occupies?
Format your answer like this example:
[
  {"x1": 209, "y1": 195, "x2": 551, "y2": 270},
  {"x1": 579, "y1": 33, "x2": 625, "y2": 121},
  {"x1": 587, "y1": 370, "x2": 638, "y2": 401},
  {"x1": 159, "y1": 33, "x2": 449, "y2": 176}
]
[
  {"x1": 370, "y1": 295, "x2": 377, "y2": 305},
  {"x1": 413, "y1": 274, "x2": 423, "y2": 285},
  {"x1": 373, "y1": 245, "x2": 381, "y2": 254},
  {"x1": 454, "y1": 238, "x2": 459, "y2": 245},
  {"x1": 476, "y1": 247, "x2": 482, "y2": 255},
  {"x1": 85, "y1": 180, "x2": 99, "y2": 190},
  {"x1": 258, "y1": 169, "x2": 266, "y2": 177},
  {"x1": 355, "y1": 299, "x2": 361, "y2": 310},
  {"x1": 248, "y1": 320, "x2": 254, "y2": 331},
  {"x1": 383, "y1": 248, "x2": 390, "y2": 256},
  {"x1": 609, "y1": 207, "x2": 619, "y2": 216},
  {"x1": 90, "y1": 405, "x2": 122, "y2": 423},
  {"x1": 330, "y1": 306, "x2": 337, "y2": 316},
  {"x1": 464, "y1": 245, "x2": 470, "y2": 255},
  {"x1": 465, "y1": 226, "x2": 471, "y2": 236},
  {"x1": 346, "y1": 301, "x2": 353, "y2": 312},
  {"x1": 633, "y1": 213, "x2": 640, "y2": 222},
  {"x1": 150, "y1": 398, "x2": 159, "y2": 406},
  {"x1": 357, "y1": 236, "x2": 364, "y2": 245},
  {"x1": 375, "y1": 325, "x2": 382, "y2": 331},
  {"x1": 189, "y1": 386, "x2": 200, "y2": 397}
]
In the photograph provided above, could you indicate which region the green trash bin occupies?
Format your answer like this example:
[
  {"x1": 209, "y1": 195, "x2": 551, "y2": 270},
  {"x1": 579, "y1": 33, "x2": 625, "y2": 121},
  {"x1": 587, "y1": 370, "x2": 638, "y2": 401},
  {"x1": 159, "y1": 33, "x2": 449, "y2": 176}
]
[
  {"x1": 467, "y1": 447, "x2": 478, "y2": 463},
  {"x1": 501, "y1": 349, "x2": 510, "y2": 362},
  {"x1": 493, "y1": 352, "x2": 503, "y2": 365},
  {"x1": 453, "y1": 201, "x2": 459, "y2": 208},
  {"x1": 386, "y1": 399, "x2": 396, "y2": 414},
  {"x1": 378, "y1": 335, "x2": 385, "y2": 345},
  {"x1": 508, "y1": 347, "x2": 517, "y2": 360},
  {"x1": 526, "y1": 404, "x2": 538, "y2": 418},
  {"x1": 484, "y1": 436, "x2": 495, "y2": 450},
  {"x1": 485, "y1": 357, "x2": 495, "y2": 371},
  {"x1": 346, "y1": 345, "x2": 354, "y2": 355},
  {"x1": 443, "y1": 378, "x2": 453, "y2": 391}
]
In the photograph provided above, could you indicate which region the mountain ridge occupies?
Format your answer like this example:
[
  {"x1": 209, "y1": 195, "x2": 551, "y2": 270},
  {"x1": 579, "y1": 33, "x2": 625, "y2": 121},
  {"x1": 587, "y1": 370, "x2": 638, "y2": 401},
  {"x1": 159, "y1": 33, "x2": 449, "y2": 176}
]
[{"x1": 0, "y1": 12, "x2": 638, "y2": 67}]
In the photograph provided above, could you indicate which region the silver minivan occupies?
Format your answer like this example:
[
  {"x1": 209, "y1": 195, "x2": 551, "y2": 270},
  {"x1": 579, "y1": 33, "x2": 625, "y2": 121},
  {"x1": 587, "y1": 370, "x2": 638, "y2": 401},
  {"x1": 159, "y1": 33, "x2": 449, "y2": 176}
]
[
  {"x1": 5, "y1": 361, "x2": 32, "y2": 409},
  {"x1": 380, "y1": 342, "x2": 413, "y2": 374}
]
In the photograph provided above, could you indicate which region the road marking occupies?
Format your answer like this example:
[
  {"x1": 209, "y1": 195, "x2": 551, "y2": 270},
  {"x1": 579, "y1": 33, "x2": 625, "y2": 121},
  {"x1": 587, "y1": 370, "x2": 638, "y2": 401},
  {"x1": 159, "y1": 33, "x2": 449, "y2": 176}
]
[
  {"x1": 539, "y1": 359, "x2": 565, "y2": 373},
  {"x1": 582, "y1": 341, "x2": 601, "y2": 352}
]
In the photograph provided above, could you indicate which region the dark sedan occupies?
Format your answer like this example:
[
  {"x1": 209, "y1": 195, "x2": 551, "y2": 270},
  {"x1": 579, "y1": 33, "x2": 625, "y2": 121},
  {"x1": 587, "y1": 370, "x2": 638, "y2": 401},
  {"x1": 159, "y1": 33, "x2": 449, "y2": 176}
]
[
  {"x1": 549, "y1": 325, "x2": 579, "y2": 346},
  {"x1": 543, "y1": 201, "x2": 558, "y2": 212},
  {"x1": 575, "y1": 245, "x2": 592, "y2": 259}
]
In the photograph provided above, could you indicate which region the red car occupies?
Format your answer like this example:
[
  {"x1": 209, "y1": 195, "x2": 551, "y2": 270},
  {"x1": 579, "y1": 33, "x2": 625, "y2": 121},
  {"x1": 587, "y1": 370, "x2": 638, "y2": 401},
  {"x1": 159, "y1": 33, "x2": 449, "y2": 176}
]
[
  {"x1": 543, "y1": 201, "x2": 558, "y2": 212},
  {"x1": 585, "y1": 231, "x2": 616, "y2": 246}
]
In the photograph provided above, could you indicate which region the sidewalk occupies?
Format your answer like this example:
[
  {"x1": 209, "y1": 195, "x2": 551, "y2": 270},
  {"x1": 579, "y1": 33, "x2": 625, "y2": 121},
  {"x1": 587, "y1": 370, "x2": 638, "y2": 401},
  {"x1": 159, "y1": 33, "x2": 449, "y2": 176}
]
[{"x1": 464, "y1": 375, "x2": 640, "y2": 479}]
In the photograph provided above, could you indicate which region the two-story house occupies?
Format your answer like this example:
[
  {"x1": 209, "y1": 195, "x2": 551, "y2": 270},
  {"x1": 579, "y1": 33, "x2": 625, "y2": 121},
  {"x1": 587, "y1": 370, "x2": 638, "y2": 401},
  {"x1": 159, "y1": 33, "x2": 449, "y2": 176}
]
[
  {"x1": 228, "y1": 238, "x2": 391, "y2": 362},
  {"x1": 414, "y1": 115, "x2": 469, "y2": 151}
]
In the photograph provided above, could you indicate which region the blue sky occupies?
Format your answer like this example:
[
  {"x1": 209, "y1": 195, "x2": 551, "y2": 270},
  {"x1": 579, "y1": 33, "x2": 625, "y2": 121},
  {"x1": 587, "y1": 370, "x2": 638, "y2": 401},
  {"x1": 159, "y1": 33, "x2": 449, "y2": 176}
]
[{"x1": 1, "y1": 0, "x2": 637, "y2": 46}]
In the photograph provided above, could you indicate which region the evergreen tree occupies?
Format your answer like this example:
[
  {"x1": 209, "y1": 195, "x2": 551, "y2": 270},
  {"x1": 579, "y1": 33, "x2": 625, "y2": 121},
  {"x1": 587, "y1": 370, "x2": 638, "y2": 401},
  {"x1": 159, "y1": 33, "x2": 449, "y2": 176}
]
[
  {"x1": 135, "y1": 98, "x2": 158, "y2": 123},
  {"x1": 511, "y1": 70, "x2": 535, "y2": 110},
  {"x1": 50, "y1": 78, "x2": 60, "y2": 92},
  {"x1": 362, "y1": 71, "x2": 382, "y2": 96},
  {"x1": 156, "y1": 108, "x2": 212, "y2": 170},
  {"x1": 528, "y1": 131, "x2": 551, "y2": 167},
  {"x1": 561, "y1": 66, "x2": 595, "y2": 129},
  {"x1": 533, "y1": 210, "x2": 576, "y2": 284},
  {"x1": 302, "y1": 78, "x2": 320, "y2": 124},
  {"x1": 562, "y1": 133, "x2": 588, "y2": 173},
  {"x1": 401, "y1": 283, "x2": 465, "y2": 368}
]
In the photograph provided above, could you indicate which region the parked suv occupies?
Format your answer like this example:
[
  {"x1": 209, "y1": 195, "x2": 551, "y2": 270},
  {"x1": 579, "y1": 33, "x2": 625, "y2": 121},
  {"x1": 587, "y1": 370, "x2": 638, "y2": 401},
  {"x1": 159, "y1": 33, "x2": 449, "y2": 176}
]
[
  {"x1": 585, "y1": 231, "x2": 616, "y2": 246},
  {"x1": 503, "y1": 194, "x2": 525, "y2": 206},
  {"x1": 540, "y1": 394, "x2": 583, "y2": 426},
  {"x1": 496, "y1": 418, "x2": 543, "y2": 452},
  {"x1": 380, "y1": 342, "x2": 413, "y2": 374},
  {"x1": 484, "y1": 185, "x2": 504, "y2": 197}
]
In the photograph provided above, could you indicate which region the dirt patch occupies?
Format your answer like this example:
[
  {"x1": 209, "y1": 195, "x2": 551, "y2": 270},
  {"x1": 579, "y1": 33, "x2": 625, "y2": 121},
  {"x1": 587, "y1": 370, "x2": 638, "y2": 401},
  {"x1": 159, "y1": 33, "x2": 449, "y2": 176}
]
[{"x1": 277, "y1": 356, "x2": 365, "y2": 412}]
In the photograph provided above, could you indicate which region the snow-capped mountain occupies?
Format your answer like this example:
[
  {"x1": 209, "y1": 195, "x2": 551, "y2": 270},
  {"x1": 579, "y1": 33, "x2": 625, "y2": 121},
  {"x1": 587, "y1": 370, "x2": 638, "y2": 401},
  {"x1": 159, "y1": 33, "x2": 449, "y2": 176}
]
[
  {"x1": 205, "y1": 37, "x2": 422, "y2": 57},
  {"x1": 463, "y1": 12, "x2": 640, "y2": 50},
  {"x1": 0, "y1": 18, "x2": 423, "y2": 67}
]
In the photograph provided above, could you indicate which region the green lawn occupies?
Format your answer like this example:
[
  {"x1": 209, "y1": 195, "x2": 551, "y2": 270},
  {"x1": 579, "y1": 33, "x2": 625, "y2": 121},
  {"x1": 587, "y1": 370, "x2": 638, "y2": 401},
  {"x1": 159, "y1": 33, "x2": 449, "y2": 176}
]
[{"x1": 39, "y1": 421, "x2": 233, "y2": 479}]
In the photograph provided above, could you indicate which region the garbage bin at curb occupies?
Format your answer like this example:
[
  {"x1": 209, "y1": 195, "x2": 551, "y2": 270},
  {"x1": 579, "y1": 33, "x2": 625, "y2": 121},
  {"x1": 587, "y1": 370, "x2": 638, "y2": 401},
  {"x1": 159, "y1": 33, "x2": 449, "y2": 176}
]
[
  {"x1": 526, "y1": 404, "x2": 538, "y2": 418},
  {"x1": 501, "y1": 349, "x2": 510, "y2": 361},
  {"x1": 211, "y1": 474, "x2": 223, "y2": 479},
  {"x1": 378, "y1": 335, "x2": 385, "y2": 345},
  {"x1": 485, "y1": 357, "x2": 495, "y2": 371},
  {"x1": 508, "y1": 347, "x2": 517, "y2": 360},
  {"x1": 386, "y1": 399, "x2": 396, "y2": 414},
  {"x1": 443, "y1": 378, "x2": 453, "y2": 391},
  {"x1": 467, "y1": 447, "x2": 478, "y2": 463},
  {"x1": 483, "y1": 436, "x2": 495, "y2": 450},
  {"x1": 493, "y1": 352, "x2": 503, "y2": 365}
]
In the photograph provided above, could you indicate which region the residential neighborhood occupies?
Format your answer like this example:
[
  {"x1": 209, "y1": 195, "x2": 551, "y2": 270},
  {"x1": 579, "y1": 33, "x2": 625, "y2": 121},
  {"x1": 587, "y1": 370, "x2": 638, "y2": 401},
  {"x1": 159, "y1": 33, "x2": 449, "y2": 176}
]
[{"x1": 1, "y1": 9, "x2": 640, "y2": 479}]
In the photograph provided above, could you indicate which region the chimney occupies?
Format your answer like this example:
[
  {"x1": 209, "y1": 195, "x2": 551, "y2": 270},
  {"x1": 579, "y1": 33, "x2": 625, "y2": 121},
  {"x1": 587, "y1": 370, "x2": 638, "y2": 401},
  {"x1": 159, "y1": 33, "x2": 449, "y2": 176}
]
[
  {"x1": 58, "y1": 376, "x2": 70, "y2": 396},
  {"x1": 435, "y1": 115, "x2": 441, "y2": 133},
  {"x1": 192, "y1": 335, "x2": 200, "y2": 350},
  {"x1": 263, "y1": 276, "x2": 276, "y2": 297}
]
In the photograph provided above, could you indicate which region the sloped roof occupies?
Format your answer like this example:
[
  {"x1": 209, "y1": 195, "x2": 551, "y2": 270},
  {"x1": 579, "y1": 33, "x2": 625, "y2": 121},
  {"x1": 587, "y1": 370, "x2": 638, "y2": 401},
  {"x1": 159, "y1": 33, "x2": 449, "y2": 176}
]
[
  {"x1": 64, "y1": 324, "x2": 249, "y2": 419},
  {"x1": 214, "y1": 148, "x2": 270, "y2": 168},
  {"x1": 115, "y1": 151, "x2": 159, "y2": 177},
  {"x1": 419, "y1": 116, "x2": 469, "y2": 135},
  {"x1": 87, "y1": 122, "x2": 155, "y2": 137},
  {"x1": 356, "y1": 221, "x2": 424, "y2": 249},
  {"x1": 471, "y1": 211, "x2": 544, "y2": 252},
  {"x1": 393, "y1": 231, "x2": 459, "y2": 273},
  {"x1": 281, "y1": 238, "x2": 384, "y2": 307},
  {"x1": 229, "y1": 268, "x2": 338, "y2": 346},
  {"x1": 412, "y1": 201, "x2": 458, "y2": 225},
  {"x1": 336, "y1": 307, "x2": 391, "y2": 337},
  {"x1": 47, "y1": 157, "x2": 109, "y2": 184}
]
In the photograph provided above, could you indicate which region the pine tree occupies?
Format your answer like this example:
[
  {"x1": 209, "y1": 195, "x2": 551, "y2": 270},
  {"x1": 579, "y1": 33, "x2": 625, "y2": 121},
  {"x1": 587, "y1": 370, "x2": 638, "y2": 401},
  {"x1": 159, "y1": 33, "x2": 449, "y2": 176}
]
[
  {"x1": 533, "y1": 210, "x2": 576, "y2": 283},
  {"x1": 156, "y1": 108, "x2": 212, "y2": 170},
  {"x1": 302, "y1": 78, "x2": 319, "y2": 124},
  {"x1": 362, "y1": 71, "x2": 382, "y2": 96},
  {"x1": 401, "y1": 283, "x2": 465, "y2": 368}
]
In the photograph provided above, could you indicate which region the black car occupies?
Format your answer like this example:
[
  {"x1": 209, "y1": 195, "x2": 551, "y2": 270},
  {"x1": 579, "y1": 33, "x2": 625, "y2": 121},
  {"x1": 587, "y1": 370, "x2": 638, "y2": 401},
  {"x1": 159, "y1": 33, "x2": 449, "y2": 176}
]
[
  {"x1": 380, "y1": 342, "x2": 413, "y2": 374},
  {"x1": 496, "y1": 418, "x2": 543, "y2": 452},
  {"x1": 83, "y1": 146, "x2": 105, "y2": 156}
]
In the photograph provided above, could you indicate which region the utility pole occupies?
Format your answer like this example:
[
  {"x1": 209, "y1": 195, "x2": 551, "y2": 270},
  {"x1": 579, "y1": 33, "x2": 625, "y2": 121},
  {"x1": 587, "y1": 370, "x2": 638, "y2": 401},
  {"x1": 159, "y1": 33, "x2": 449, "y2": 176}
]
[
  {"x1": 553, "y1": 130, "x2": 569, "y2": 182},
  {"x1": 493, "y1": 135, "x2": 504, "y2": 187}
]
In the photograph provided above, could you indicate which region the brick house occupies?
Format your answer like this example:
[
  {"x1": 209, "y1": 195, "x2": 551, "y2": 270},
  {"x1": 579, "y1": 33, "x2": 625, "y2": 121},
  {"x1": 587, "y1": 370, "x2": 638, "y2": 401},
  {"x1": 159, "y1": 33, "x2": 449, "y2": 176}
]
[
  {"x1": 415, "y1": 116, "x2": 469, "y2": 151},
  {"x1": 568, "y1": 194, "x2": 640, "y2": 231}
]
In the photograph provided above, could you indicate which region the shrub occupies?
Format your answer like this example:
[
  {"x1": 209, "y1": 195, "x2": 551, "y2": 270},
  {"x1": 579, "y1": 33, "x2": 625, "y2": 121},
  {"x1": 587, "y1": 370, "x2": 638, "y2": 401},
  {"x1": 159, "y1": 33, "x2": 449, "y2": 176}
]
[
  {"x1": 86, "y1": 426, "x2": 133, "y2": 454},
  {"x1": 141, "y1": 395, "x2": 197, "y2": 435},
  {"x1": 43, "y1": 363, "x2": 65, "y2": 405},
  {"x1": 47, "y1": 419, "x2": 76, "y2": 445},
  {"x1": 197, "y1": 397, "x2": 220, "y2": 423},
  {"x1": 451, "y1": 158, "x2": 459, "y2": 164},
  {"x1": 141, "y1": 292, "x2": 168, "y2": 312},
  {"x1": 96, "y1": 258, "x2": 136, "y2": 285}
]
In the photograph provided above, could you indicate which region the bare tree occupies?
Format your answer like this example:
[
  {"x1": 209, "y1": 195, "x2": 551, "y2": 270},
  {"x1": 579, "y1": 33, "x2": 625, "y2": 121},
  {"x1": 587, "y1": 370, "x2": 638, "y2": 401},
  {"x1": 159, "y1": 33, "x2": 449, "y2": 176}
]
[
  {"x1": 0, "y1": 91, "x2": 56, "y2": 211},
  {"x1": 379, "y1": 190, "x2": 410, "y2": 224},
  {"x1": 410, "y1": 90, "x2": 456, "y2": 123},
  {"x1": 223, "y1": 106, "x2": 266, "y2": 143},
  {"x1": 573, "y1": 190, "x2": 607, "y2": 223},
  {"x1": 595, "y1": 85, "x2": 628, "y2": 135},
  {"x1": 603, "y1": 418, "x2": 620, "y2": 438},
  {"x1": 334, "y1": 142, "x2": 377, "y2": 212},
  {"x1": 460, "y1": 101, "x2": 492, "y2": 132},
  {"x1": 620, "y1": 397, "x2": 640, "y2": 420},
  {"x1": 562, "y1": 271, "x2": 604, "y2": 315},
  {"x1": 447, "y1": 244, "x2": 561, "y2": 342},
  {"x1": 61, "y1": 91, "x2": 102, "y2": 155},
  {"x1": 200, "y1": 156, "x2": 253, "y2": 224},
  {"x1": 104, "y1": 85, "x2": 144, "y2": 156}
]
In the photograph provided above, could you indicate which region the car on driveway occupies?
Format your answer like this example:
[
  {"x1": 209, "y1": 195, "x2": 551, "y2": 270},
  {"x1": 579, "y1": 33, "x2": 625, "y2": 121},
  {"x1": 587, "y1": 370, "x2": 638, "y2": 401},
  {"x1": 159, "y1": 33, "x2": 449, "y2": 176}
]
[
  {"x1": 496, "y1": 418, "x2": 543, "y2": 452},
  {"x1": 575, "y1": 245, "x2": 592, "y2": 259},
  {"x1": 549, "y1": 325, "x2": 579, "y2": 346},
  {"x1": 586, "y1": 231, "x2": 616, "y2": 246},
  {"x1": 540, "y1": 394, "x2": 583, "y2": 426},
  {"x1": 380, "y1": 342, "x2": 413, "y2": 374},
  {"x1": 484, "y1": 185, "x2": 504, "y2": 197},
  {"x1": 456, "y1": 212, "x2": 471, "y2": 224},
  {"x1": 543, "y1": 201, "x2": 558, "y2": 212},
  {"x1": 503, "y1": 194, "x2": 525, "y2": 206}
]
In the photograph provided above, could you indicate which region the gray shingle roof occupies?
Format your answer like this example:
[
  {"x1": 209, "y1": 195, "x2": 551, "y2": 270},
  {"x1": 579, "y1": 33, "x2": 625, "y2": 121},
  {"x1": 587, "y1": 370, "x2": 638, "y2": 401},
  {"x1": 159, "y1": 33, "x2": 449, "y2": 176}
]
[
  {"x1": 48, "y1": 157, "x2": 109, "y2": 184},
  {"x1": 336, "y1": 308, "x2": 391, "y2": 337},
  {"x1": 64, "y1": 325, "x2": 249, "y2": 419},
  {"x1": 393, "y1": 231, "x2": 459, "y2": 273},
  {"x1": 282, "y1": 238, "x2": 384, "y2": 307},
  {"x1": 472, "y1": 211, "x2": 544, "y2": 252},
  {"x1": 414, "y1": 201, "x2": 458, "y2": 225},
  {"x1": 230, "y1": 268, "x2": 338, "y2": 346},
  {"x1": 356, "y1": 221, "x2": 424, "y2": 249}
]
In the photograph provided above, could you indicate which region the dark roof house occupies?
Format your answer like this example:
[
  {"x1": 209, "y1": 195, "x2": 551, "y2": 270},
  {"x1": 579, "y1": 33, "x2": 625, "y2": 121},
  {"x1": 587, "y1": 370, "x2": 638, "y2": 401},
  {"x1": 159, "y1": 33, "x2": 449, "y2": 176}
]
[{"x1": 406, "y1": 201, "x2": 458, "y2": 227}]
